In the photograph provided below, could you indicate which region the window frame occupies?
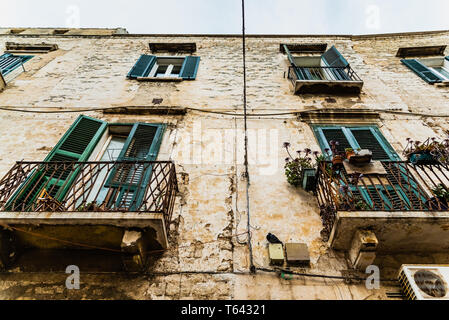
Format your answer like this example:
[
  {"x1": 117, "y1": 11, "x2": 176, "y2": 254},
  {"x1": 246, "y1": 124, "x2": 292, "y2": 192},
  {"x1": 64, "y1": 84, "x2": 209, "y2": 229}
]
[{"x1": 312, "y1": 125, "x2": 400, "y2": 161}]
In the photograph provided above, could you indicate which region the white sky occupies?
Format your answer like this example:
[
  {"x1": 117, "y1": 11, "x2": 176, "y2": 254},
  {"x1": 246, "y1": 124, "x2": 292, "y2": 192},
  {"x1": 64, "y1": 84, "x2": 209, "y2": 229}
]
[{"x1": 1, "y1": 0, "x2": 448, "y2": 34}]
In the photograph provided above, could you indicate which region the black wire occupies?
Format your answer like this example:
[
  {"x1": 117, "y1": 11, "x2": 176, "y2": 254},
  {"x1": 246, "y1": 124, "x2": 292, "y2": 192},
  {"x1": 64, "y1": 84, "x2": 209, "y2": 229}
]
[{"x1": 241, "y1": 0, "x2": 255, "y2": 274}]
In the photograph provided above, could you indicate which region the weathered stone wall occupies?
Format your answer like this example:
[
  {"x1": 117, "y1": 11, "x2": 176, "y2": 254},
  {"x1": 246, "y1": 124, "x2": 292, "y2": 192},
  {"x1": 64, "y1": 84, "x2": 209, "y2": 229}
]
[{"x1": 0, "y1": 31, "x2": 448, "y2": 300}]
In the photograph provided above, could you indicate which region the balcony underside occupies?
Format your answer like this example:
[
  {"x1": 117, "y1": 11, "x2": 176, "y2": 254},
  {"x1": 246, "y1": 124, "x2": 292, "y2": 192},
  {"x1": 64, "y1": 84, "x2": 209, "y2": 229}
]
[
  {"x1": 0, "y1": 211, "x2": 168, "y2": 271},
  {"x1": 293, "y1": 79, "x2": 364, "y2": 94},
  {"x1": 329, "y1": 211, "x2": 449, "y2": 253}
]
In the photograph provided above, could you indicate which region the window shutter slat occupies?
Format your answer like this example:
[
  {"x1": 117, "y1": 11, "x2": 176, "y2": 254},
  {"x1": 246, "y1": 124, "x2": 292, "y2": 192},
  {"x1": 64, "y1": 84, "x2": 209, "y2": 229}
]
[
  {"x1": 180, "y1": 56, "x2": 200, "y2": 80},
  {"x1": 321, "y1": 128, "x2": 352, "y2": 153},
  {"x1": 350, "y1": 129, "x2": 391, "y2": 161},
  {"x1": 9, "y1": 115, "x2": 107, "y2": 209},
  {"x1": 322, "y1": 45, "x2": 349, "y2": 68},
  {"x1": 127, "y1": 55, "x2": 156, "y2": 79},
  {"x1": 46, "y1": 115, "x2": 107, "y2": 162},
  {"x1": 401, "y1": 59, "x2": 443, "y2": 84},
  {"x1": 108, "y1": 123, "x2": 165, "y2": 210},
  {"x1": 0, "y1": 53, "x2": 33, "y2": 76}
]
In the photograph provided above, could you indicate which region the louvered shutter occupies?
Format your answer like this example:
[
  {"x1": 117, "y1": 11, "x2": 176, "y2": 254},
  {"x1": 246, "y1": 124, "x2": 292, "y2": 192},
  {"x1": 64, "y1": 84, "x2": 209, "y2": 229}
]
[
  {"x1": 401, "y1": 59, "x2": 443, "y2": 84},
  {"x1": 322, "y1": 46, "x2": 349, "y2": 68},
  {"x1": 320, "y1": 128, "x2": 352, "y2": 154},
  {"x1": 107, "y1": 123, "x2": 165, "y2": 210},
  {"x1": 349, "y1": 128, "x2": 394, "y2": 161},
  {"x1": 9, "y1": 116, "x2": 107, "y2": 210},
  {"x1": 180, "y1": 56, "x2": 200, "y2": 80},
  {"x1": 0, "y1": 53, "x2": 33, "y2": 76},
  {"x1": 127, "y1": 55, "x2": 157, "y2": 79},
  {"x1": 445, "y1": 56, "x2": 449, "y2": 62}
]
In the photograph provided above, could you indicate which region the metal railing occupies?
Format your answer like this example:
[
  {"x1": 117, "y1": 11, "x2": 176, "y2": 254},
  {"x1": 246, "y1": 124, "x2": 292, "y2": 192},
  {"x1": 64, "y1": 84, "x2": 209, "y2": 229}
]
[
  {"x1": 0, "y1": 161, "x2": 178, "y2": 228},
  {"x1": 288, "y1": 65, "x2": 362, "y2": 86},
  {"x1": 316, "y1": 161, "x2": 449, "y2": 236}
]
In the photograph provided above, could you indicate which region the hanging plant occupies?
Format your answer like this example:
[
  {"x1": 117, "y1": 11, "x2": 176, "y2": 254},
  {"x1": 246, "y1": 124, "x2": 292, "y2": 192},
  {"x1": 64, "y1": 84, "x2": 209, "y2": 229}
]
[
  {"x1": 283, "y1": 143, "x2": 322, "y2": 191},
  {"x1": 403, "y1": 137, "x2": 449, "y2": 165}
]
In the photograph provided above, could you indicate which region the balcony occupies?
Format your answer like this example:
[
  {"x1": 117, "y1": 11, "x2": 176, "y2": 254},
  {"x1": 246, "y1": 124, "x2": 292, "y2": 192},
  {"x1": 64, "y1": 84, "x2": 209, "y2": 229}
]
[
  {"x1": 316, "y1": 161, "x2": 449, "y2": 254},
  {"x1": 288, "y1": 65, "x2": 363, "y2": 94},
  {"x1": 0, "y1": 161, "x2": 178, "y2": 271}
]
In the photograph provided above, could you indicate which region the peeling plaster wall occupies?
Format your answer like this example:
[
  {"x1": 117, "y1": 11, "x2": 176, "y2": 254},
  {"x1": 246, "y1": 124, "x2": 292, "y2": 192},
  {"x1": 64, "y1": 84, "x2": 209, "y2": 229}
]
[{"x1": 0, "y1": 31, "x2": 448, "y2": 300}]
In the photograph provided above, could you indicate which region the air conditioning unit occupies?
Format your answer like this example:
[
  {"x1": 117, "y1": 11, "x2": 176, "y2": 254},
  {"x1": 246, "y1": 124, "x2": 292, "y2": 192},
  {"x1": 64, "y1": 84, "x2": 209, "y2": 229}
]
[{"x1": 398, "y1": 265, "x2": 449, "y2": 300}]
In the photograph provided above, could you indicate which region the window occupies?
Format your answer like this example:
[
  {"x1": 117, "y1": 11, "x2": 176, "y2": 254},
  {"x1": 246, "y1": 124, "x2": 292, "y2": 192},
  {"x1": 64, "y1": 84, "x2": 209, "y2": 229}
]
[
  {"x1": 401, "y1": 56, "x2": 449, "y2": 84},
  {"x1": 312, "y1": 125, "x2": 423, "y2": 210},
  {"x1": 127, "y1": 54, "x2": 200, "y2": 80},
  {"x1": 0, "y1": 53, "x2": 33, "y2": 77},
  {"x1": 312, "y1": 125, "x2": 399, "y2": 161},
  {"x1": 8, "y1": 116, "x2": 166, "y2": 211}
]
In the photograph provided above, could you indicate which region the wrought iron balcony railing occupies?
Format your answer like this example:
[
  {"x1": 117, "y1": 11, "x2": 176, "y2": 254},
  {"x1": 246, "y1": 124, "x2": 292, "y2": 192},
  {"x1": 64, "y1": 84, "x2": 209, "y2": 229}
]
[
  {"x1": 288, "y1": 65, "x2": 362, "y2": 84},
  {"x1": 316, "y1": 161, "x2": 449, "y2": 235},
  {"x1": 0, "y1": 161, "x2": 178, "y2": 227}
]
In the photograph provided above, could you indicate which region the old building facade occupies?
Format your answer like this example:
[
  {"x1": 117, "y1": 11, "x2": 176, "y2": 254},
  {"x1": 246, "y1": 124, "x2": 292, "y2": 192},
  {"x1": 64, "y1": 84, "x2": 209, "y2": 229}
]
[{"x1": 0, "y1": 27, "x2": 448, "y2": 300}]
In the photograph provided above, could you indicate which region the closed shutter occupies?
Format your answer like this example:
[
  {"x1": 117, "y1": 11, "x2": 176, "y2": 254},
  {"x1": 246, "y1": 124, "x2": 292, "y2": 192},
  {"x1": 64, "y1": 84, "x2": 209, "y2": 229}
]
[
  {"x1": 180, "y1": 56, "x2": 200, "y2": 80},
  {"x1": 0, "y1": 53, "x2": 33, "y2": 76},
  {"x1": 127, "y1": 55, "x2": 156, "y2": 79},
  {"x1": 322, "y1": 46, "x2": 349, "y2": 68},
  {"x1": 320, "y1": 128, "x2": 352, "y2": 154},
  {"x1": 350, "y1": 129, "x2": 391, "y2": 161},
  {"x1": 9, "y1": 116, "x2": 107, "y2": 210},
  {"x1": 106, "y1": 123, "x2": 165, "y2": 210},
  {"x1": 401, "y1": 59, "x2": 443, "y2": 84}
]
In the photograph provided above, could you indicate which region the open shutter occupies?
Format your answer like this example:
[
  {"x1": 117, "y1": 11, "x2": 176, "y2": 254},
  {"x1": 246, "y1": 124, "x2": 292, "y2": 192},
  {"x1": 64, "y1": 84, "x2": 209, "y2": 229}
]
[
  {"x1": 0, "y1": 53, "x2": 33, "y2": 76},
  {"x1": 401, "y1": 59, "x2": 443, "y2": 84},
  {"x1": 9, "y1": 116, "x2": 107, "y2": 210},
  {"x1": 180, "y1": 56, "x2": 200, "y2": 80},
  {"x1": 127, "y1": 55, "x2": 156, "y2": 79},
  {"x1": 106, "y1": 123, "x2": 165, "y2": 210},
  {"x1": 445, "y1": 56, "x2": 449, "y2": 62},
  {"x1": 322, "y1": 46, "x2": 349, "y2": 68}
]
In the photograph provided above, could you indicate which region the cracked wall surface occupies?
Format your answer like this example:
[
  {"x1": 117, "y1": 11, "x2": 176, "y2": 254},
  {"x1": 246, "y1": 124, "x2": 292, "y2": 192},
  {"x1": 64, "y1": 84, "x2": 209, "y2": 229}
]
[{"x1": 0, "y1": 31, "x2": 448, "y2": 299}]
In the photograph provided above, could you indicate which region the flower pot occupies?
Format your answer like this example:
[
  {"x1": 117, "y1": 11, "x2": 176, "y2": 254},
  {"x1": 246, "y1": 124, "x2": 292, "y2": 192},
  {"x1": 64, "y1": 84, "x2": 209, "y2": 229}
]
[
  {"x1": 348, "y1": 149, "x2": 373, "y2": 165},
  {"x1": 301, "y1": 168, "x2": 317, "y2": 192},
  {"x1": 332, "y1": 155, "x2": 344, "y2": 165},
  {"x1": 346, "y1": 151, "x2": 356, "y2": 161},
  {"x1": 408, "y1": 151, "x2": 438, "y2": 165}
]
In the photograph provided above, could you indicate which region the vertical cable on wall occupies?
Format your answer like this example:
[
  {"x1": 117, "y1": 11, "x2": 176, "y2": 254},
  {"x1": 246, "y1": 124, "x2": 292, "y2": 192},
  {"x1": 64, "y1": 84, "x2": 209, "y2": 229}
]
[{"x1": 241, "y1": 0, "x2": 255, "y2": 274}]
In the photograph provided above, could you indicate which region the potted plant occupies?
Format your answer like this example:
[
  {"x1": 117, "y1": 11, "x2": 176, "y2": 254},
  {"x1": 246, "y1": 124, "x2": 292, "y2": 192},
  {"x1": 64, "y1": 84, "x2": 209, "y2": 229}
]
[
  {"x1": 345, "y1": 148, "x2": 356, "y2": 161},
  {"x1": 348, "y1": 149, "x2": 373, "y2": 165},
  {"x1": 284, "y1": 143, "x2": 321, "y2": 192},
  {"x1": 329, "y1": 140, "x2": 345, "y2": 169},
  {"x1": 403, "y1": 138, "x2": 442, "y2": 165},
  {"x1": 427, "y1": 184, "x2": 449, "y2": 210}
]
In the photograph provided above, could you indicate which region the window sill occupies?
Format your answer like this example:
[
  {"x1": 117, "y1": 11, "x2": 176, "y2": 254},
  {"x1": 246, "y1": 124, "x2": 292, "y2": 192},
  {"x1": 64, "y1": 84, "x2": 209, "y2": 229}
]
[{"x1": 136, "y1": 77, "x2": 183, "y2": 82}]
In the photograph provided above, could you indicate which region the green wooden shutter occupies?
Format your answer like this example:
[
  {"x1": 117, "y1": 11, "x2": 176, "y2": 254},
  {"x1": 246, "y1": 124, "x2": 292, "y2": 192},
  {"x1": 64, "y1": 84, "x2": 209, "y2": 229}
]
[
  {"x1": 106, "y1": 123, "x2": 165, "y2": 210},
  {"x1": 401, "y1": 59, "x2": 443, "y2": 84},
  {"x1": 180, "y1": 56, "x2": 200, "y2": 80},
  {"x1": 322, "y1": 46, "x2": 349, "y2": 68},
  {"x1": 349, "y1": 128, "x2": 398, "y2": 161},
  {"x1": 9, "y1": 116, "x2": 107, "y2": 210},
  {"x1": 314, "y1": 127, "x2": 353, "y2": 155},
  {"x1": 127, "y1": 55, "x2": 156, "y2": 79}
]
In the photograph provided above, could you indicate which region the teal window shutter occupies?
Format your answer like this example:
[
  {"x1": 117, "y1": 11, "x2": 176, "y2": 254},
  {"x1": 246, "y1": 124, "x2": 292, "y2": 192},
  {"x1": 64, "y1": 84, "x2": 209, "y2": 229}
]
[
  {"x1": 8, "y1": 115, "x2": 107, "y2": 210},
  {"x1": 313, "y1": 125, "x2": 399, "y2": 161},
  {"x1": 127, "y1": 55, "x2": 156, "y2": 79},
  {"x1": 401, "y1": 59, "x2": 443, "y2": 84},
  {"x1": 180, "y1": 56, "x2": 200, "y2": 80},
  {"x1": 0, "y1": 53, "x2": 33, "y2": 76},
  {"x1": 322, "y1": 46, "x2": 349, "y2": 68},
  {"x1": 106, "y1": 123, "x2": 165, "y2": 210},
  {"x1": 445, "y1": 56, "x2": 449, "y2": 61}
]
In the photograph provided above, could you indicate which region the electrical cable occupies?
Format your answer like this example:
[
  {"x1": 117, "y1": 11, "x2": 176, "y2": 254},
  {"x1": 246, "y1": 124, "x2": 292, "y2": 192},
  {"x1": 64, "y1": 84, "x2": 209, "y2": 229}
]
[{"x1": 241, "y1": 0, "x2": 255, "y2": 274}]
